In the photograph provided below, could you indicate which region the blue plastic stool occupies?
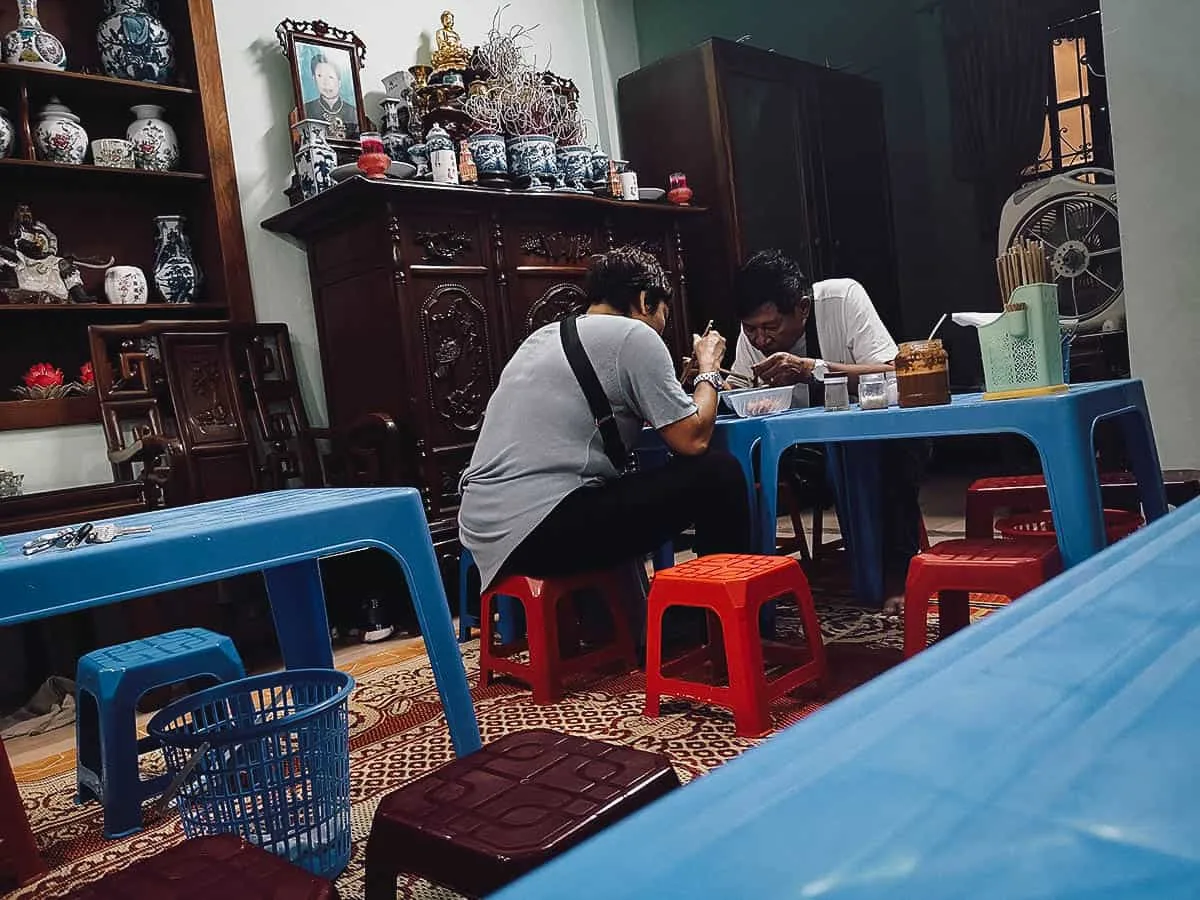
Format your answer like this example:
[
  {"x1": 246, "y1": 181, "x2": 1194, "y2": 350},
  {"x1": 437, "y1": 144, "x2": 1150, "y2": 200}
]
[
  {"x1": 75, "y1": 627, "x2": 246, "y2": 839},
  {"x1": 458, "y1": 549, "x2": 519, "y2": 645}
]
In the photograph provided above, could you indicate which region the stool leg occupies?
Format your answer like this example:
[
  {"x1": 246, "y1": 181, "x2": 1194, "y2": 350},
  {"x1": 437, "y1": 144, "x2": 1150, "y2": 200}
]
[
  {"x1": 98, "y1": 690, "x2": 145, "y2": 839},
  {"x1": 478, "y1": 589, "x2": 497, "y2": 690},
  {"x1": 724, "y1": 608, "x2": 771, "y2": 738},
  {"x1": 643, "y1": 598, "x2": 666, "y2": 719},
  {"x1": 364, "y1": 830, "x2": 401, "y2": 900},
  {"x1": 904, "y1": 569, "x2": 931, "y2": 659},
  {"x1": 964, "y1": 492, "x2": 995, "y2": 540},
  {"x1": 939, "y1": 590, "x2": 971, "y2": 638},
  {"x1": 524, "y1": 590, "x2": 563, "y2": 705},
  {"x1": 457, "y1": 553, "x2": 476, "y2": 643},
  {"x1": 0, "y1": 738, "x2": 45, "y2": 886},
  {"x1": 793, "y1": 589, "x2": 828, "y2": 687}
]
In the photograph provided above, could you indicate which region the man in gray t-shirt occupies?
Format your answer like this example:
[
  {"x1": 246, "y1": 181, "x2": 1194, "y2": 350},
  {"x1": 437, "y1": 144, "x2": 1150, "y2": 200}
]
[{"x1": 459, "y1": 247, "x2": 751, "y2": 591}]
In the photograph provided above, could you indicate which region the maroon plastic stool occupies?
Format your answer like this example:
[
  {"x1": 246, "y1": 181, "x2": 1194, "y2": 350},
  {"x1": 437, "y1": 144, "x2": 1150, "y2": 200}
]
[
  {"x1": 364, "y1": 729, "x2": 679, "y2": 899},
  {"x1": 63, "y1": 835, "x2": 338, "y2": 899},
  {"x1": 904, "y1": 538, "x2": 1061, "y2": 659},
  {"x1": 0, "y1": 736, "x2": 45, "y2": 890},
  {"x1": 964, "y1": 471, "x2": 1200, "y2": 539}
]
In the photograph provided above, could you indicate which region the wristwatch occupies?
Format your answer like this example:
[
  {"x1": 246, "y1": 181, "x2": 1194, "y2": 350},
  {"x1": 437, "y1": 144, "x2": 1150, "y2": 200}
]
[
  {"x1": 694, "y1": 371, "x2": 724, "y2": 392},
  {"x1": 811, "y1": 359, "x2": 828, "y2": 383}
]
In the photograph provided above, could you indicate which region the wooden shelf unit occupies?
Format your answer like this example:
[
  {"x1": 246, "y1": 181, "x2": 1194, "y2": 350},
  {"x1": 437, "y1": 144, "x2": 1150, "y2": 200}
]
[{"x1": 0, "y1": 0, "x2": 253, "y2": 435}]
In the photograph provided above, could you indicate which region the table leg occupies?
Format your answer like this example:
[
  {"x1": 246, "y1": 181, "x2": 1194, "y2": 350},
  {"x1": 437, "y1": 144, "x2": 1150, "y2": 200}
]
[
  {"x1": 1119, "y1": 408, "x2": 1169, "y2": 522},
  {"x1": 1038, "y1": 422, "x2": 1106, "y2": 567},
  {"x1": 827, "y1": 443, "x2": 886, "y2": 607},
  {"x1": 264, "y1": 559, "x2": 335, "y2": 669},
  {"x1": 393, "y1": 543, "x2": 483, "y2": 757},
  {"x1": 757, "y1": 439, "x2": 782, "y2": 557}
]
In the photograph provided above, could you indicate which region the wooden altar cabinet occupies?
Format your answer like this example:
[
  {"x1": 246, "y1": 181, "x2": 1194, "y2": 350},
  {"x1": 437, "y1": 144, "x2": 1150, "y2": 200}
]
[{"x1": 262, "y1": 177, "x2": 704, "y2": 565}]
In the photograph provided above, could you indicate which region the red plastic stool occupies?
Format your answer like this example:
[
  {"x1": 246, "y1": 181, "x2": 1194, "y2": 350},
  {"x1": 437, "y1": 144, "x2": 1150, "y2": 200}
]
[
  {"x1": 0, "y1": 736, "x2": 45, "y2": 889},
  {"x1": 904, "y1": 539, "x2": 1062, "y2": 659},
  {"x1": 643, "y1": 554, "x2": 827, "y2": 738},
  {"x1": 479, "y1": 571, "x2": 637, "y2": 704}
]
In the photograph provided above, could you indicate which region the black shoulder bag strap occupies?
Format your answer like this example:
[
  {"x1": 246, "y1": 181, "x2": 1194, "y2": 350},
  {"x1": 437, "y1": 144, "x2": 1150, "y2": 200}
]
[{"x1": 560, "y1": 315, "x2": 628, "y2": 471}]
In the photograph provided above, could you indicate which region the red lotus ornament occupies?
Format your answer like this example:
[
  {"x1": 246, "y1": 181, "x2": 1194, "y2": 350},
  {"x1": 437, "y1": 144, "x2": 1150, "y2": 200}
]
[
  {"x1": 80, "y1": 361, "x2": 95, "y2": 387},
  {"x1": 14, "y1": 362, "x2": 72, "y2": 400},
  {"x1": 667, "y1": 172, "x2": 693, "y2": 206},
  {"x1": 358, "y1": 131, "x2": 390, "y2": 179},
  {"x1": 24, "y1": 363, "x2": 64, "y2": 389}
]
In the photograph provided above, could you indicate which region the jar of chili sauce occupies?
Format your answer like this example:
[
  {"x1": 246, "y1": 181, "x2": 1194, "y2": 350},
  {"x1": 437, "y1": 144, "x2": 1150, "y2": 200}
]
[{"x1": 895, "y1": 339, "x2": 951, "y2": 408}]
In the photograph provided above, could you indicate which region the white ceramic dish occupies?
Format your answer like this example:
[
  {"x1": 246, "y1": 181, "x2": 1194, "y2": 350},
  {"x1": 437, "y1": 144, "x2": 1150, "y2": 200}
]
[
  {"x1": 638, "y1": 187, "x2": 666, "y2": 201},
  {"x1": 331, "y1": 161, "x2": 417, "y2": 182},
  {"x1": 720, "y1": 385, "x2": 793, "y2": 418}
]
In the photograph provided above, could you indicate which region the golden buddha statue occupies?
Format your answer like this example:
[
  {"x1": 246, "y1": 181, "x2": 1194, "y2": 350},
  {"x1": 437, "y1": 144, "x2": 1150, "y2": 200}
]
[{"x1": 431, "y1": 10, "x2": 471, "y2": 73}]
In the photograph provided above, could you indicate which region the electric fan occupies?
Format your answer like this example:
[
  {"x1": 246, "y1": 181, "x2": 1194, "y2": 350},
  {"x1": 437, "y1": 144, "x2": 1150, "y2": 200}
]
[{"x1": 998, "y1": 167, "x2": 1123, "y2": 336}]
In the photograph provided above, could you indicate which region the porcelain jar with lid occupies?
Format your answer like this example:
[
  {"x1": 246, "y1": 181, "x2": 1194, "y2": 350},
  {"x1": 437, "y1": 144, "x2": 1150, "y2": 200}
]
[{"x1": 33, "y1": 97, "x2": 88, "y2": 164}]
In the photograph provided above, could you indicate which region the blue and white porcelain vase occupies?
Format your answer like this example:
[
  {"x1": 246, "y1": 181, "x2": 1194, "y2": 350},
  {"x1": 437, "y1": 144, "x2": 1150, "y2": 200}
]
[
  {"x1": 557, "y1": 144, "x2": 591, "y2": 192},
  {"x1": 408, "y1": 142, "x2": 430, "y2": 179},
  {"x1": 97, "y1": 0, "x2": 175, "y2": 84},
  {"x1": 127, "y1": 104, "x2": 179, "y2": 170},
  {"x1": 467, "y1": 133, "x2": 507, "y2": 179},
  {"x1": 379, "y1": 98, "x2": 412, "y2": 163},
  {"x1": 154, "y1": 215, "x2": 202, "y2": 304},
  {"x1": 507, "y1": 134, "x2": 558, "y2": 191},
  {"x1": 589, "y1": 146, "x2": 609, "y2": 184},
  {"x1": 425, "y1": 123, "x2": 458, "y2": 184},
  {"x1": 33, "y1": 98, "x2": 87, "y2": 164},
  {"x1": 292, "y1": 119, "x2": 336, "y2": 200},
  {"x1": 0, "y1": 107, "x2": 14, "y2": 159},
  {"x1": 3, "y1": 0, "x2": 66, "y2": 70}
]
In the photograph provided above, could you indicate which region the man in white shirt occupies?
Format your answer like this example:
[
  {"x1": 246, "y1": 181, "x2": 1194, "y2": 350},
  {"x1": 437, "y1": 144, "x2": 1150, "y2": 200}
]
[{"x1": 730, "y1": 250, "x2": 924, "y2": 611}]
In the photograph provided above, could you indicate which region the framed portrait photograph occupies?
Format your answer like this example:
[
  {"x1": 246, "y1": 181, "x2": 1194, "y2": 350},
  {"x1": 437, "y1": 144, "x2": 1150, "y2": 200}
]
[{"x1": 276, "y1": 19, "x2": 367, "y2": 151}]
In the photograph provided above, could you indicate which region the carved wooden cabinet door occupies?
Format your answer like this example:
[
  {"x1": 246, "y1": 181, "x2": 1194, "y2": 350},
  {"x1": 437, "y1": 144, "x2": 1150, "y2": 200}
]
[
  {"x1": 503, "y1": 217, "x2": 601, "y2": 352},
  {"x1": 399, "y1": 210, "x2": 504, "y2": 520}
]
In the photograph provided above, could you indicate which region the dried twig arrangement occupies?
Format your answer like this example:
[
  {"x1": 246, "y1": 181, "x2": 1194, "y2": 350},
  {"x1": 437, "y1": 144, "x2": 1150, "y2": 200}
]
[
  {"x1": 555, "y1": 102, "x2": 589, "y2": 145},
  {"x1": 496, "y1": 71, "x2": 560, "y2": 136},
  {"x1": 997, "y1": 240, "x2": 1049, "y2": 307},
  {"x1": 464, "y1": 89, "x2": 502, "y2": 134},
  {"x1": 477, "y1": 5, "x2": 538, "y2": 84}
]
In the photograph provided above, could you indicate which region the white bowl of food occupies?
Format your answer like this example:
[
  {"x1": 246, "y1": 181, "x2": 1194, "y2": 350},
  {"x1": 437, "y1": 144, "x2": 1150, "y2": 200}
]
[{"x1": 720, "y1": 385, "x2": 793, "y2": 418}]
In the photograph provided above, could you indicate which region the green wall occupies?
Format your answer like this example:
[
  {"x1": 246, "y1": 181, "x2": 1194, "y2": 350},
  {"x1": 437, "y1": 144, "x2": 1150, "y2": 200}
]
[{"x1": 631, "y1": 0, "x2": 991, "y2": 343}]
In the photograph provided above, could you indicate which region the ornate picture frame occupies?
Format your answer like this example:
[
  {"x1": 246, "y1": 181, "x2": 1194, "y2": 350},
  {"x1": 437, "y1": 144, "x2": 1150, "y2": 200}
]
[{"x1": 276, "y1": 19, "x2": 368, "y2": 153}]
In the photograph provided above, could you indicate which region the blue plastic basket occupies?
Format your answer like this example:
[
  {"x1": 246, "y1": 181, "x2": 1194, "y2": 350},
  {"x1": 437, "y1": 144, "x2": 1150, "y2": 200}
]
[{"x1": 147, "y1": 668, "x2": 355, "y2": 881}]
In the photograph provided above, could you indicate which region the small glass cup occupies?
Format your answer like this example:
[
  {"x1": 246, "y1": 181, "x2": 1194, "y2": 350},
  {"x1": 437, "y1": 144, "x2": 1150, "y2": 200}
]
[
  {"x1": 358, "y1": 131, "x2": 390, "y2": 179},
  {"x1": 824, "y1": 375, "x2": 850, "y2": 412}
]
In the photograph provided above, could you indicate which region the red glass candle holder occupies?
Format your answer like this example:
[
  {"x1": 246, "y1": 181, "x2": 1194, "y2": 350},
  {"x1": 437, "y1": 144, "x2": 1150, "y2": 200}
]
[
  {"x1": 358, "y1": 131, "x2": 389, "y2": 179},
  {"x1": 668, "y1": 172, "x2": 693, "y2": 206}
]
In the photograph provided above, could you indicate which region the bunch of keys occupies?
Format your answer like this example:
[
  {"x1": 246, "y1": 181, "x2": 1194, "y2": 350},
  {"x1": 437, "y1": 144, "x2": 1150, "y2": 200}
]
[{"x1": 22, "y1": 522, "x2": 153, "y2": 556}]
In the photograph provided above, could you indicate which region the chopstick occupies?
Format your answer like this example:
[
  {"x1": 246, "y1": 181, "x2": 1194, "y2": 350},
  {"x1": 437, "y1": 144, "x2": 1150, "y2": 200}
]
[{"x1": 997, "y1": 240, "x2": 1049, "y2": 306}]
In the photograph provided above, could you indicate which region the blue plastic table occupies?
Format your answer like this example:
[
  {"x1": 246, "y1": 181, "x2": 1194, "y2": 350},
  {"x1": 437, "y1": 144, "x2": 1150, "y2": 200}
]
[
  {"x1": 0, "y1": 488, "x2": 482, "y2": 756},
  {"x1": 495, "y1": 497, "x2": 1200, "y2": 899},
  {"x1": 757, "y1": 380, "x2": 1168, "y2": 604}
]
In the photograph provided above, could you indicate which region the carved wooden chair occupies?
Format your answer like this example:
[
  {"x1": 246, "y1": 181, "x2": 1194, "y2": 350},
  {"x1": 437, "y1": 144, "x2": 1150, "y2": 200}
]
[{"x1": 88, "y1": 320, "x2": 407, "y2": 508}]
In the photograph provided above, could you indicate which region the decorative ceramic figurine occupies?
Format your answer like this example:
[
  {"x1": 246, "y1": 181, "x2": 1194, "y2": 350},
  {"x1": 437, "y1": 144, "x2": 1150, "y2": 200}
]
[
  {"x1": 426, "y1": 123, "x2": 458, "y2": 184},
  {"x1": 292, "y1": 119, "x2": 337, "y2": 200},
  {"x1": 0, "y1": 204, "x2": 111, "y2": 304},
  {"x1": 0, "y1": 107, "x2": 13, "y2": 159},
  {"x1": 153, "y1": 215, "x2": 201, "y2": 304},
  {"x1": 0, "y1": 468, "x2": 22, "y2": 498},
  {"x1": 431, "y1": 10, "x2": 471, "y2": 75},
  {"x1": 468, "y1": 133, "x2": 506, "y2": 180},
  {"x1": 379, "y1": 98, "x2": 412, "y2": 163},
  {"x1": 556, "y1": 144, "x2": 591, "y2": 192},
  {"x1": 33, "y1": 98, "x2": 88, "y2": 165},
  {"x1": 97, "y1": 0, "x2": 176, "y2": 84},
  {"x1": 3, "y1": 0, "x2": 66, "y2": 70},
  {"x1": 507, "y1": 134, "x2": 558, "y2": 190},
  {"x1": 104, "y1": 265, "x2": 148, "y2": 304},
  {"x1": 458, "y1": 140, "x2": 477, "y2": 185},
  {"x1": 127, "y1": 104, "x2": 179, "y2": 170}
]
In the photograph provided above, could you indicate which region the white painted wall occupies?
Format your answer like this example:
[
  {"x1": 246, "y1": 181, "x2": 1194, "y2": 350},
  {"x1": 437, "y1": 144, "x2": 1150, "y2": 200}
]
[
  {"x1": 5, "y1": 0, "x2": 636, "y2": 493},
  {"x1": 1101, "y1": 0, "x2": 1200, "y2": 468}
]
